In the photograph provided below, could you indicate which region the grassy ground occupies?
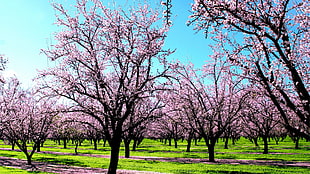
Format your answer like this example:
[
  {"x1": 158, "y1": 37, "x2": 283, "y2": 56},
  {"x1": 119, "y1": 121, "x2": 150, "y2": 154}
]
[
  {"x1": 0, "y1": 137, "x2": 309, "y2": 173},
  {"x1": 0, "y1": 166, "x2": 47, "y2": 174}
]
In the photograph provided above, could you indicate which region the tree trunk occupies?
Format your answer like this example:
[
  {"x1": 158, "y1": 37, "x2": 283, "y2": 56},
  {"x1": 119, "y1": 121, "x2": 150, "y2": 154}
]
[
  {"x1": 75, "y1": 142, "x2": 79, "y2": 154},
  {"x1": 186, "y1": 138, "x2": 192, "y2": 152},
  {"x1": 274, "y1": 137, "x2": 280, "y2": 145},
  {"x1": 37, "y1": 142, "x2": 41, "y2": 152},
  {"x1": 207, "y1": 140, "x2": 216, "y2": 162},
  {"x1": 174, "y1": 138, "x2": 178, "y2": 148},
  {"x1": 132, "y1": 139, "x2": 137, "y2": 151},
  {"x1": 204, "y1": 137, "x2": 216, "y2": 162},
  {"x1": 295, "y1": 137, "x2": 300, "y2": 149},
  {"x1": 124, "y1": 139, "x2": 131, "y2": 158},
  {"x1": 108, "y1": 137, "x2": 122, "y2": 174},
  {"x1": 63, "y1": 139, "x2": 67, "y2": 149},
  {"x1": 94, "y1": 139, "x2": 98, "y2": 150},
  {"x1": 11, "y1": 141, "x2": 15, "y2": 150},
  {"x1": 262, "y1": 136, "x2": 268, "y2": 154},
  {"x1": 232, "y1": 138, "x2": 236, "y2": 145},
  {"x1": 224, "y1": 137, "x2": 229, "y2": 149},
  {"x1": 26, "y1": 153, "x2": 32, "y2": 165},
  {"x1": 103, "y1": 139, "x2": 107, "y2": 147},
  {"x1": 253, "y1": 137, "x2": 259, "y2": 147}
]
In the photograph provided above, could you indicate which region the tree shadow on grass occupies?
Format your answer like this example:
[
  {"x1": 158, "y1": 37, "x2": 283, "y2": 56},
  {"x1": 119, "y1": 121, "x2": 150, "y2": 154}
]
[
  {"x1": 0, "y1": 152, "x2": 19, "y2": 158},
  {"x1": 182, "y1": 153, "x2": 201, "y2": 158},
  {"x1": 35, "y1": 157, "x2": 87, "y2": 167},
  {"x1": 129, "y1": 159, "x2": 160, "y2": 165},
  {"x1": 255, "y1": 158, "x2": 285, "y2": 161}
]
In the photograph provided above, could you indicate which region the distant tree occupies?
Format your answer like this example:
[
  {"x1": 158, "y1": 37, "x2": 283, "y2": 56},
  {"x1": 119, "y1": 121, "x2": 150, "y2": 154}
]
[
  {"x1": 222, "y1": 119, "x2": 242, "y2": 149},
  {"x1": 168, "y1": 60, "x2": 247, "y2": 162},
  {"x1": 82, "y1": 117, "x2": 104, "y2": 150},
  {"x1": 154, "y1": 86, "x2": 194, "y2": 150},
  {"x1": 50, "y1": 116, "x2": 71, "y2": 149},
  {"x1": 40, "y1": 1, "x2": 172, "y2": 173},
  {"x1": 122, "y1": 97, "x2": 163, "y2": 158},
  {"x1": 189, "y1": 0, "x2": 310, "y2": 139},
  {"x1": 0, "y1": 78, "x2": 57, "y2": 165},
  {"x1": 242, "y1": 92, "x2": 282, "y2": 154}
]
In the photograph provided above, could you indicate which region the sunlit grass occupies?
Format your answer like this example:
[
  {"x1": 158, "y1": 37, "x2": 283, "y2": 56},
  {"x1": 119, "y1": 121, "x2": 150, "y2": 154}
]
[
  {"x1": 0, "y1": 149, "x2": 309, "y2": 174},
  {"x1": 0, "y1": 137, "x2": 309, "y2": 173}
]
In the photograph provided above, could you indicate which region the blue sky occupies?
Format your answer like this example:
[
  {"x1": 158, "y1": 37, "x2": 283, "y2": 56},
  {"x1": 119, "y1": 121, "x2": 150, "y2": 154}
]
[{"x1": 0, "y1": 0, "x2": 211, "y2": 88}]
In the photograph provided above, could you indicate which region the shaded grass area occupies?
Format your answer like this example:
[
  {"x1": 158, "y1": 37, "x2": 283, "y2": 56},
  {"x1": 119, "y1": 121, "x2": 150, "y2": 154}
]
[
  {"x1": 0, "y1": 166, "x2": 48, "y2": 174},
  {"x1": 0, "y1": 137, "x2": 309, "y2": 173}
]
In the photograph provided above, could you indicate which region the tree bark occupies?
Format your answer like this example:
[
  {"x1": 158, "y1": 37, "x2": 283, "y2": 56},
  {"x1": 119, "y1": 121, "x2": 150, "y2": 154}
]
[
  {"x1": 75, "y1": 142, "x2": 79, "y2": 154},
  {"x1": 174, "y1": 138, "x2": 178, "y2": 148},
  {"x1": 132, "y1": 139, "x2": 137, "y2": 151},
  {"x1": 186, "y1": 138, "x2": 192, "y2": 152},
  {"x1": 108, "y1": 136, "x2": 122, "y2": 174},
  {"x1": 63, "y1": 139, "x2": 67, "y2": 149},
  {"x1": 26, "y1": 154, "x2": 32, "y2": 165},
  {"x1": 124, "y1": 139, "x2": 131, "y2": 158},
  {"x1": 11, "y1": 141, "x2": 15, "y2": 150},
  {"x1": 204, "y1": 137, "x2": 216, "y2": 162},
  {"x1": 224, "y1": 137, "x2": 229, "y2": 149},
  {"x1": 103, "y1": 139, "x2": 107, "y2": 147},
  {"x1": 294, "y1": 137, "x2": 300, "y2": 149},
  {"x1": 37, "y1": 142, "x2": 41, "y2": 152},
  {"x1": 253, "y1": 138, "x2": 259, "y2": 147},
  {"x1": 94, "y1": 139, "x2": 98, "y2": 150},
  {"x1": 262, "y1": 136, "x2": 269, "y2": 154},
  {"x1": 207, "y1": 140, "x2": 216, "y2": 162}
]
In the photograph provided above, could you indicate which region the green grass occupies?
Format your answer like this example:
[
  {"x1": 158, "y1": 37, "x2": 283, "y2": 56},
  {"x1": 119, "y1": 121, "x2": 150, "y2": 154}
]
[
  {"x1": 0, "y1": 137, "x2": 309, "y2": 173},
  {"x1": 0, "y1": 149, "x2": 309, "y2": 174},
  {"x1": 0, "y1": 166, "x2": 49, "y2": 173}
]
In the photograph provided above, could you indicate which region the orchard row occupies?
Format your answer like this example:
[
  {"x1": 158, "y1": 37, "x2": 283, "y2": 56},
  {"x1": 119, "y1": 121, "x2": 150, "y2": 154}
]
[{"x1": 0, "y1": 0, "x2": 309, "y2": 174}]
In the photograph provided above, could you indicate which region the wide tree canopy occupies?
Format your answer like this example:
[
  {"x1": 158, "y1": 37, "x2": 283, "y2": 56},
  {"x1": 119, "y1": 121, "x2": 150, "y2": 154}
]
[
  {"x1": 189, "y1": 0, "x2": 310, "y2": 139},
  {"x1": 39, "y1": 0, "x2": 173, "y2": 173}
]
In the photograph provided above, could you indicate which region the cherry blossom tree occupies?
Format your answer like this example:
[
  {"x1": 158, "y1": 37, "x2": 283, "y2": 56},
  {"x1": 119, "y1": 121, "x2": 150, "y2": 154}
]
[
  {"x1": 40, "y1": 1, "x2": 172, "y2": 173},
  {"x1": 222, "y1": 118, "x2": 242, "y2": 149},
  {"x1": 242, "y1": 92, "x2": 282, "y2": 154},
  {"x1": 82, "y1": 117, "x2": 104, "y2": 150},
  {"x1": 0, "y1": 78, "x2": 57, "y2": 165},
  {"x1": 167, "y1": 60, "x2": 247, "y2": 162},
  {"x1": 49, "y1": 116, "x2": 72, "y2": 149},
  {"x1": 152, "y1": 85, "x2": 194, "y2": 150},
  {"x1": 122, "y1": 97, "x2": 163, "y2": 158},
  {"x1": 190, "y1": 0, "x2": 310, "y2": 139}
]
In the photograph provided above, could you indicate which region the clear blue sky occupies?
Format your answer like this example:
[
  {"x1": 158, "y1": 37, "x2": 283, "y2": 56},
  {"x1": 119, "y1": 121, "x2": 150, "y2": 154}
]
[{"x1": 0, "y1": 0, "x2": 211, "y2": 88}]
